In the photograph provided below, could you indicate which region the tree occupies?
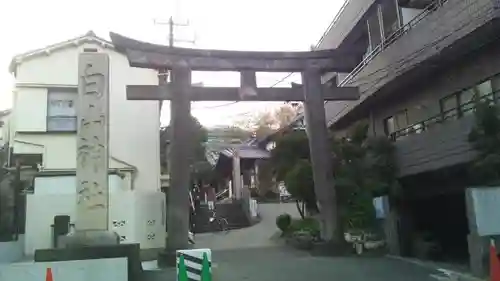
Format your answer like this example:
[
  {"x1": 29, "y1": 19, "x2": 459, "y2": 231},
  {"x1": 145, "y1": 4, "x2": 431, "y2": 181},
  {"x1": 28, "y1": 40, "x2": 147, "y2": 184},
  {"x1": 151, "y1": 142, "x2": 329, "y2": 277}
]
[
  {"x1": 332, "y1": 122, "x2": 399, "y2": 231},
  {"x1": 271, "y1": 121, "x2": 399, "y2": 236},
  {"x1": 206, "y1": 126, "x2": 252, "y2": 144},
  {"x1": 271, "y1": 130, "x2": 313, "y2": 218},
  {"x1": 284, "y1": 159, "x2": 316, "y2": 218},
  {"x1": 160, "y1": 115, "x2": 209, "y2": 175},
  {"x1": 235, "y1": 104, "x2": 301, "y2": 138},
  {"x1": 232, "y1": 104, "x2": 301, "y2": 197},
  {"x1": 468, "y1": 99, "x2": 500, "y2": 185},
  {"x1": 271, "y1": 130, "x2": 310, "y2": 180}
]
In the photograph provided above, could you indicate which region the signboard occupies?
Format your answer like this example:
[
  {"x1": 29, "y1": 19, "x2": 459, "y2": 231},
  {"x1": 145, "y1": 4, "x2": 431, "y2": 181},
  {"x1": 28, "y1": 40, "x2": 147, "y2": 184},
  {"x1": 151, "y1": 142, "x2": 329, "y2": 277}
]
[
  {"x1": 373, "y1": 196, "x2": 387, "y2": 219},
  {"x1": 468, "y1": 187, "x2": 500, "y2": 236}
]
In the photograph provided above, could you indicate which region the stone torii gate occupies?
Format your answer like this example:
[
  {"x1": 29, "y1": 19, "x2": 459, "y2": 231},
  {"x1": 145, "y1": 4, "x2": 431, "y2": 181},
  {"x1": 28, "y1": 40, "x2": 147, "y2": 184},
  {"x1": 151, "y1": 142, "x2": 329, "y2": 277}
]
[{"x1": 109, "y1": 32, "x2": 361, "y2": 265}]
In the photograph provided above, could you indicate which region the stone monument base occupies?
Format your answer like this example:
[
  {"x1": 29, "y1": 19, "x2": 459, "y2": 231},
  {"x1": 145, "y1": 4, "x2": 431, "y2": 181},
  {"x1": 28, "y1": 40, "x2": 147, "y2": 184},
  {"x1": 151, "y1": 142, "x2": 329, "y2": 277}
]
[{"x1": 60, "y1": 230, "x2": 120, "y2": 248}]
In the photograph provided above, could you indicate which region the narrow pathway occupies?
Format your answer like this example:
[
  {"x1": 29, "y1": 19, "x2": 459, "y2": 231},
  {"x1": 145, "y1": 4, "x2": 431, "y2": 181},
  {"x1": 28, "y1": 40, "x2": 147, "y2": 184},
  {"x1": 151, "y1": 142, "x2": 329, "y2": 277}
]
[{"x1": 193, "y1": 202, "x2": 299, "y2": 250}]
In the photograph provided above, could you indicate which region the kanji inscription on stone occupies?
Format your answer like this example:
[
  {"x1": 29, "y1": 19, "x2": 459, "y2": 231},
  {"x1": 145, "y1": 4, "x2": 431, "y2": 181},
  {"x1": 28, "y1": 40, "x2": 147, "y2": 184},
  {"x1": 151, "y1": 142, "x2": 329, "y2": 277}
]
[{"x1": 76, "y1": 52, "x2": 110, "y2": 231}]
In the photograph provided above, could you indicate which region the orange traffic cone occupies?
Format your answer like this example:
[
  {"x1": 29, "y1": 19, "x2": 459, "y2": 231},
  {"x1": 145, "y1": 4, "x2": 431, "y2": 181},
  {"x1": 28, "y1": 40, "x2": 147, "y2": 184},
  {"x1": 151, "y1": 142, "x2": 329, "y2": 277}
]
[
  {"x1": 46, "y1": 268, "x2": 53, "y2": 281},
  {"x1": 490, "y1": 239, "x2": 500, "y2": 281}
]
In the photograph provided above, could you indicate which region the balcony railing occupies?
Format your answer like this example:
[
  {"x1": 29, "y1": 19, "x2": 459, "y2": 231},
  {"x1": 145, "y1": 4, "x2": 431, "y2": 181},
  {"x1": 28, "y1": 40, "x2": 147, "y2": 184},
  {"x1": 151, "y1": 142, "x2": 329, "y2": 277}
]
[
  {"x1": 389, "y1": 91, "x2": 499, "y2": 141},
  {"x1": 339, "y1": 0, "x2": 448, "y2": 86}
]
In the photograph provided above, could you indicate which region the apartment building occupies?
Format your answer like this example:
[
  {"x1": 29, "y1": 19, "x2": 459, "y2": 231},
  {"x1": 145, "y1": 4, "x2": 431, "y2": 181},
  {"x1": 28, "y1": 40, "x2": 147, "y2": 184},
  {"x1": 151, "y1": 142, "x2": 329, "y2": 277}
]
[{"x1": 287, "y1": 0, "x2": 500, "y2": 270}]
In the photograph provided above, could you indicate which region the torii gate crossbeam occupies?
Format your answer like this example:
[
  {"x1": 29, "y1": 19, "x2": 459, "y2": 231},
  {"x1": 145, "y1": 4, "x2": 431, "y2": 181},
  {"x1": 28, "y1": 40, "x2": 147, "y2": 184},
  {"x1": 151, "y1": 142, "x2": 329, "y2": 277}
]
[{"x1": 110, "y1": 32, "x2": 363, "y2": 72}]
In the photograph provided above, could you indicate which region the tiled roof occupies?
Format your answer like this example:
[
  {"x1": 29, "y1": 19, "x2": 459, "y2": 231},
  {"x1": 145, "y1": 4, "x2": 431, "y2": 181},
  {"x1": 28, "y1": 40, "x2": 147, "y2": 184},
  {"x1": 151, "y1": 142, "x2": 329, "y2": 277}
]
[{"x1": 9, "y1": 30, "x2": 113, "y2": 74}]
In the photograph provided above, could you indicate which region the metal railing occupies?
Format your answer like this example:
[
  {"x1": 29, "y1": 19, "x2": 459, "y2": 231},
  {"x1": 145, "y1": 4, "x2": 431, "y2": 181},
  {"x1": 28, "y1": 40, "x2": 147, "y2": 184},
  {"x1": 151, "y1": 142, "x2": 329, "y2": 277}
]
[
  {"x1": 216, "y1": 188, "x2": 229, "y2": 201},
  {"x1": 389, "y1": 91, "x2": 498, "y2": 141},
  {"x1": 339, "y1": 0, "x2": 448, "y2": 87}
]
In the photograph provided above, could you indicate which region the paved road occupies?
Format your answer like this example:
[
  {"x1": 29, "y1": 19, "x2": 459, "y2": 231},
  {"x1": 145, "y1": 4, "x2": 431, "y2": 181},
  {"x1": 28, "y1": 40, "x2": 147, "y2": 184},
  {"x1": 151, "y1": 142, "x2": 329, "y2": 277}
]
[
  {"x1": 142, "y1": 203, "x2": 442, "y2": 281},
  {"x1": 211, "y1": 247, "x2": 440, "y2": 281},
  {"x1": 143, "y1": 246, "x2": 441, "y2": 281}
]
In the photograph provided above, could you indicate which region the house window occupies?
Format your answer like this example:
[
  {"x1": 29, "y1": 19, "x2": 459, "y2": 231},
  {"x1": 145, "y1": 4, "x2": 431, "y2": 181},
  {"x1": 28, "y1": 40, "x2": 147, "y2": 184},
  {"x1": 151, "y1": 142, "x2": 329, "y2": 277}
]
[
  {"x1": 461, "y1": 80, "x2": 494, "y2": 115},
  {"x1": 475, "y1": 80, "x2": 494, "y2": 104},
  {"x1": 47, "y1": 89, "x2": 77, "y2": 132},
  {"x1": 476, "y1": 80, "x2": 493, "y2": 97},
  {"x1": 381, "y1": 0, "x2": 400, "y2": 39},
  {"x1": 384, "y1": 109, "x2": 408, "y2": 137},
  {"x1": 460, "y1": 88, "x2": 476, "y2": 115},
  {"x1": 440, "y1": 94, "x2": 459, "y2": 120}
]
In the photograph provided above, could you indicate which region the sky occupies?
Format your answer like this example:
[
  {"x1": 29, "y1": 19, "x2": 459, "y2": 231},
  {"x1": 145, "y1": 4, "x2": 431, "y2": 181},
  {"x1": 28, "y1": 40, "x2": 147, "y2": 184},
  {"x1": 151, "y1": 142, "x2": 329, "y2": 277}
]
[{"x1": 0, "y1": 0, "x2": 345, "y2": 127}]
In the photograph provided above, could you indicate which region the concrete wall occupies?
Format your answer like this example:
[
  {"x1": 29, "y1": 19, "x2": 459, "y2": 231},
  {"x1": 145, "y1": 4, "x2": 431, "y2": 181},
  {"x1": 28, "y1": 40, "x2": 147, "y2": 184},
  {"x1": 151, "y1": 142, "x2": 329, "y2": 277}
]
[
  {"x1": 0, "y1": 258, "x2": 127, "y2": 281},
  {"x1": 395, "y1": 116, "x2": 477, "y2": 176},
  {"x1": 24, "y1": 175, "x2": 165, "y2": 257},
  {"x1": 324, "y1": 0, "x2": 498, "y2": 126},
  {"x1": 0, "y1": 236, "x2": 24, "y2": 263},
  {"x1": 11, "y1": 41, "x2": 161, "y2": 192}
]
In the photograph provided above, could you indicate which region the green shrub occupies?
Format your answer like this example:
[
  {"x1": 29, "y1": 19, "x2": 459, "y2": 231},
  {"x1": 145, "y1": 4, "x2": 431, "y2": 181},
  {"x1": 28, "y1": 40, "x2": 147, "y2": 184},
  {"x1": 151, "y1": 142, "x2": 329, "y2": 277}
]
[
  {"x1": 276, "y1": 213, "x2": 292, "y2": 232},
  {"x1": 289, "y1": 217, "x2": 320, "y2": 237}
]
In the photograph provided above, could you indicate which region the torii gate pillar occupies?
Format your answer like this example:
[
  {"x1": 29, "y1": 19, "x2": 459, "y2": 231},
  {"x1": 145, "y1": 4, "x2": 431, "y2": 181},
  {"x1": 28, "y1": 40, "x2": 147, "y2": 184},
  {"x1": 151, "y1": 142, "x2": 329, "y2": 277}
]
[
  {"x1": 165, "y1": 67, "x2": 192, "y2": 251},
  {"x1": 302, "y1": 69, "x2": 339, "y2": 241}
]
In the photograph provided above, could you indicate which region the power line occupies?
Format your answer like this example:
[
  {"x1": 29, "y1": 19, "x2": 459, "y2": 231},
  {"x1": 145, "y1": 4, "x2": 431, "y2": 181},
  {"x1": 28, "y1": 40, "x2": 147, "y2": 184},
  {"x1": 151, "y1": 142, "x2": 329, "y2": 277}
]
[{"x1": 192, "y1": 72, "x2": 296, "y2": 110}]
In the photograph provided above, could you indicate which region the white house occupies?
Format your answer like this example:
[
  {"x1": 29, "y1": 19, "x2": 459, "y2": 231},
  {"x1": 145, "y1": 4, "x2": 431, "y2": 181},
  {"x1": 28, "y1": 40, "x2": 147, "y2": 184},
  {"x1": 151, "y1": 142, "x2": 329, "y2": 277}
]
[{"x1": 7, "y1": 31, "x2": 165, "y2": 258}]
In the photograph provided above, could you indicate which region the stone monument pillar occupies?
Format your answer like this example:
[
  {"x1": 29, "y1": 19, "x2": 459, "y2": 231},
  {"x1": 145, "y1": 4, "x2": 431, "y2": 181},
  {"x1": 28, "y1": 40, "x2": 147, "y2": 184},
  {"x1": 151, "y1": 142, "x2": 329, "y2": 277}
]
[{"x1": 64, "y1": 51, "x2": 118, "y2": 246}]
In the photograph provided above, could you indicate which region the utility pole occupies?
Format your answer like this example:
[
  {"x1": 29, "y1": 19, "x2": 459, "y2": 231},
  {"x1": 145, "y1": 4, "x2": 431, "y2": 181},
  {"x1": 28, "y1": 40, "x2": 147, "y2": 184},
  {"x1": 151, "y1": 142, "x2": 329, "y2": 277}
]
[
  {"x1": 168, "y1": 16, "x2": 174, "y2": 47},
  {"x1": 154, "y1": 16, "x2": 195, "y2": 109},
  {"x1": 154, "y1": 16, "x2": 195, "y2": 48}
]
